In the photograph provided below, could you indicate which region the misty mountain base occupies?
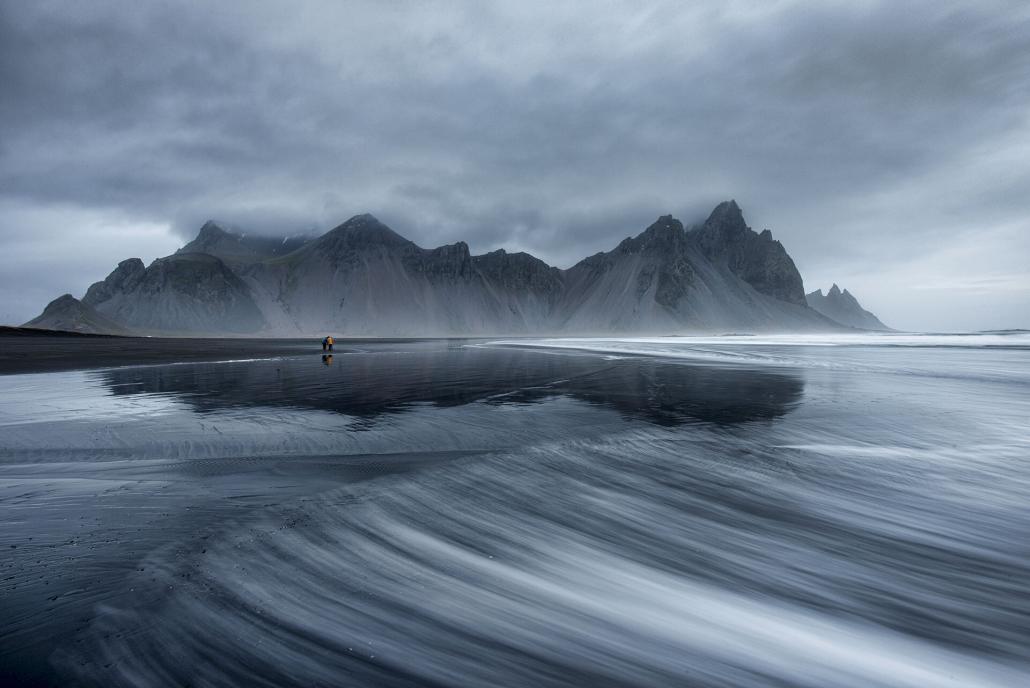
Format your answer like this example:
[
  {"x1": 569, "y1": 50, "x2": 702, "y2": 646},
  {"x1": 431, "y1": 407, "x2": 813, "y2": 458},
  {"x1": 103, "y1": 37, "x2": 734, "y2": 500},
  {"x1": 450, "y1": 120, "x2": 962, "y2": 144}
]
[{"x1": 26, "y1": 201, "x2": 887, "y2": 336}]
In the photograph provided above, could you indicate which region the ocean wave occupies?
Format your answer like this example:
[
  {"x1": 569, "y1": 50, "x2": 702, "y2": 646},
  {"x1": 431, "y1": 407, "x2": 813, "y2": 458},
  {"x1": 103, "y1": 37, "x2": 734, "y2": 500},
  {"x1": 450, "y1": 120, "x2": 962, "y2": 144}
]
[
  {"x1": 61, "y1": 428, "x2": 1030, "y2": 687},
  {"x1": 483, "y1": 334, "x2": 1030, "y2": 385}
]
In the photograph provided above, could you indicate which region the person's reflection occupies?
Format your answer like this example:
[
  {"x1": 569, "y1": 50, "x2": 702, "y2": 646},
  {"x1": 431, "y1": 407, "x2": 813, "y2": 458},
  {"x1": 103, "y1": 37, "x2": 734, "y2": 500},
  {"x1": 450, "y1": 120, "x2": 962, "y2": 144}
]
[{"x1": 321, "y1": 354, "x2": 333, "y2": 366}]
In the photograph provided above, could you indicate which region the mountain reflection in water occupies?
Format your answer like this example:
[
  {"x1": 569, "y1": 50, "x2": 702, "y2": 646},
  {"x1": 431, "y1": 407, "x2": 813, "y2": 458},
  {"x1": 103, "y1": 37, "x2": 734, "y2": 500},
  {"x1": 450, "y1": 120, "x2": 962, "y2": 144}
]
[{"x1": 98, "y1": 341, "x2": 804, "y2": 426}]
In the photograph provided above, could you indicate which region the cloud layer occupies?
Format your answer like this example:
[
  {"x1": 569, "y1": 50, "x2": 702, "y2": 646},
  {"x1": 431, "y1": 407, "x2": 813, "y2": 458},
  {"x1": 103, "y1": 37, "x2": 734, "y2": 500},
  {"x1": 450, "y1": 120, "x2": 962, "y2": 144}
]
[{"x1": 2, "y1": 1, "x2": 1028, "y2": 329}]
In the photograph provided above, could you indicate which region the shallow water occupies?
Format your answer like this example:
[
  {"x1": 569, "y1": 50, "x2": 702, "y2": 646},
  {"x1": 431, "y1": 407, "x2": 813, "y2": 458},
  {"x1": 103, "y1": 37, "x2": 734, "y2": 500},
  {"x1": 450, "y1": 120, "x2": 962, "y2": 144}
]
[{"x1": 1, "y1": 335, "x2": 1028, "y2": 687}]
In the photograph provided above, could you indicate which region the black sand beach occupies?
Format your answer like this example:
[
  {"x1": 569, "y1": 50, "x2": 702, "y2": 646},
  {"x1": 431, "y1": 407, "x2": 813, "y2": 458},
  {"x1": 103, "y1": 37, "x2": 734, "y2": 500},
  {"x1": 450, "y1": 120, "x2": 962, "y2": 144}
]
[
  {"x1": 0, "y1": 328, "x2": 414, "y2": 375},
  {"x1": 1, "y1": 334, "x2": 1029, "y2": 687}
]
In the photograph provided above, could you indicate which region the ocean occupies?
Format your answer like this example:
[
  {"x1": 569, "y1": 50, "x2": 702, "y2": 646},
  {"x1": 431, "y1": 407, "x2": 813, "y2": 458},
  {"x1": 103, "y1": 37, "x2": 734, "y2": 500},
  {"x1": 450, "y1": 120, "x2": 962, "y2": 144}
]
[{"x1": 1, "y1": 334, "x2": 1028, "y2": 687}]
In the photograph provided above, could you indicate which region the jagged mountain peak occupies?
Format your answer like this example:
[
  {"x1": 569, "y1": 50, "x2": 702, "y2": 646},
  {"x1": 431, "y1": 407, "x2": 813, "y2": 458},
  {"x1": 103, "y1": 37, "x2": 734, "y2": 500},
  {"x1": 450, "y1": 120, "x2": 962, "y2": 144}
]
[
  {"x1": 330, "y1": 213, "x2": 390, "y2": 233},
  {"x1": 615, "y1": 215, "x2": 687, "y2": 254},
  {"x1": 197, "y1": 219, "x2": 231, "y2": 236},
  {"x1": 473, "y1": 248, "x2": 561, "y2": 279},
  {"x1": 646, "y1": 214, "x2": 685, "y2": 234},
  {"x1": 472, "y1": 247, "x2": 564, "y2": 299},
  {"x1": 695, "y1": 200, "x2": 750, "y2": 256},
  {"x1": 319, "y1": 214, "x2": 411, "y2": 250},
  {"x1": 703, "y1": 200, "x2": 746, "y2": 236},
  {"x1": 475, "y1": 248, "x2": 549, "y2": 265},
  {"x1": 807, "y1": 284, "x2": 890, "y2": 331},
  {"x1": 694, "y1": 201, "x2": 807, "y2": 306},
  {"x1": 186, "y1": 220, "x2": 243, "y2": 247},
  {"x1": 83, "y1": 257, "x2": 147, "y2": 306},
  {"x1": 117, "y1": 257, "x2": 146, "y2": 270},
  {"x1": 45, "y1": 293, "x2": 78, "y2": 309},
  {"x1": 180, "y1": 221, "x2": 312, "y2": 262},
  {"x1": 160, "y1": 251, "x2": 227, "y2": 265},
  {"x1": 24, "y1": 293, "x2": 132, "y2": 334}
]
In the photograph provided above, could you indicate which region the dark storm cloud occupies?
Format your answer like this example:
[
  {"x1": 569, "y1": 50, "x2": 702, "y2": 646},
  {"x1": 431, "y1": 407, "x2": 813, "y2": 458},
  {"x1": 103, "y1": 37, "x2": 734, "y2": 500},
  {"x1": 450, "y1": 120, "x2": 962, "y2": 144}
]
[{"x1": 1, "y1": 1, "x2": 1028, "y2": 329}]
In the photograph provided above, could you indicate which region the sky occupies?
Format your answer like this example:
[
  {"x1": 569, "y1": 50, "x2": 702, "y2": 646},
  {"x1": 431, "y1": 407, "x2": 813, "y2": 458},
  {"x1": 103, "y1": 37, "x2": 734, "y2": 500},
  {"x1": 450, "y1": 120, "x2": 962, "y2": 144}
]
[{"x1": 1, "y1": 0, "x2": 1028, "y2": 331}]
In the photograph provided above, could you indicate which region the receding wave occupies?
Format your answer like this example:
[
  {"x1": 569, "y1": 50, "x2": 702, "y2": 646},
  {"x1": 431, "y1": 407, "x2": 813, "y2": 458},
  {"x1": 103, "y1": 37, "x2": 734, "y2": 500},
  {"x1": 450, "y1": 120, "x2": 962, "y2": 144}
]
[
  {"x1": 61, "y1": 429, "x2": 1030, "y2": 687},
  {"x1": 485, "y1": 333, "x2": 1030, "y2": 384}
]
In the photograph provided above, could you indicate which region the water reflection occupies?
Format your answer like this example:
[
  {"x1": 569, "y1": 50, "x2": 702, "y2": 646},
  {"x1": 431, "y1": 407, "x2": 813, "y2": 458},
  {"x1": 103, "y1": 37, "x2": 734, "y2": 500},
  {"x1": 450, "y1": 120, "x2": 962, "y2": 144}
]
[{"x1": 98, "y1": 342, "x2": 804, "y2": 426}]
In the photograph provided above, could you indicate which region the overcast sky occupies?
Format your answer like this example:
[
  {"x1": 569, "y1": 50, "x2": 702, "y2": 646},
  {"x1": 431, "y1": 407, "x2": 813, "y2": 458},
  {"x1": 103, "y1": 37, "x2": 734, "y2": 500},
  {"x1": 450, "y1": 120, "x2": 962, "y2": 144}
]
[{"x1": 2, "y1": 1, "x2": 1028, "y2": 330}]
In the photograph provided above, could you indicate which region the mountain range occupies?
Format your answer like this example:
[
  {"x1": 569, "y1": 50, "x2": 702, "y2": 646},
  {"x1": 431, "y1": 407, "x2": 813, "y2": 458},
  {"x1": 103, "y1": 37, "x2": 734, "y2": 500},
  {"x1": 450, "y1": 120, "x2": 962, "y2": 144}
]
[{"x1": 25, "y1": 200, "x2": 888, "y2": 336}]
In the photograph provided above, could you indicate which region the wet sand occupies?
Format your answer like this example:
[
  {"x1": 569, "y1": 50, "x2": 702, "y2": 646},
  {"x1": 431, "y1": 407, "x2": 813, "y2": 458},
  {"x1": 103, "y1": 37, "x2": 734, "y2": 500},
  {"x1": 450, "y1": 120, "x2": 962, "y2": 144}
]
[{"x1": 0, "y1": 329, "x2": 418, "y2": 375}]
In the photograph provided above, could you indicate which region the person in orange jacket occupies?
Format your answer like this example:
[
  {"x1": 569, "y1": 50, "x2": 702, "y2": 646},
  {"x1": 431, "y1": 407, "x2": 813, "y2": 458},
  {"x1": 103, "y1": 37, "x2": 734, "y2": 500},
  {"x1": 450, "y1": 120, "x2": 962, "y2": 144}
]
[{"x1": 326, "y1": 335, "x2": 334, "y2": 352}]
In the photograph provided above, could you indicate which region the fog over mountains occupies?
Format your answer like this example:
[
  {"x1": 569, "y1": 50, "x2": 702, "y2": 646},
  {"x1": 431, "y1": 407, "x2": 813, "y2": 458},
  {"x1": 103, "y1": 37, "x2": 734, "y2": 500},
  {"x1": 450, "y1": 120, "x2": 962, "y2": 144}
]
[{"x1": 26, "y1": 201, "x2": 886, "y2": 336}]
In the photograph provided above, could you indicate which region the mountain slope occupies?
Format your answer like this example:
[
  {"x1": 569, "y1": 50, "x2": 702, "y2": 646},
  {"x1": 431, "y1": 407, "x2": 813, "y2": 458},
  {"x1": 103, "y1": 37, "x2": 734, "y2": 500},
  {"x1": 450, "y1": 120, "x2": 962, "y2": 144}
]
[
  {"x1": 558, "y1": 207, "x2": 834, "y2": 333},
  {"x1": 807, "y1": 284, "x2": 890, "y2": 330},
  {"x1": 82, "y1": 253, "x2": 267, "y2": 334},
  {"x1": 24, "y1": 294, "x2": 134, "y2": 335}
]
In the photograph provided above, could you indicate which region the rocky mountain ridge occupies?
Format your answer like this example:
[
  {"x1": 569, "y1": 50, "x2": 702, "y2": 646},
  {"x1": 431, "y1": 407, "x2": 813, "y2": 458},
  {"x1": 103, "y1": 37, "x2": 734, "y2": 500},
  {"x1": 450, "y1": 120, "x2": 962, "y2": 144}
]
[
  {"x1": 24, "y1": 294, "x2": 133, "y2": 335},
  {"x1": 26, "y1": 201, "x2": 887, "y2": 336},
  {"x1": 177, "y1": 221, "x2": 313, "y2": 263},
  {"x1": 807, "y1": 284, "x2": 890, "y2": 331}
]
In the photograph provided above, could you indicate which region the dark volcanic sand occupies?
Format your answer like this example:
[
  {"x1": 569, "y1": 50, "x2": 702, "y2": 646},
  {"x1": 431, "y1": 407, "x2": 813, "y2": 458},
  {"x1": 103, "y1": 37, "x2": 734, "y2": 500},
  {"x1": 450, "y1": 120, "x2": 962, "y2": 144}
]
[
  {"x1": 1, "y1": 335, "x2": 1029, "y2": 687},
  {"x1": 0, "y1": 331, "x2": 415, "y2": 375}
]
